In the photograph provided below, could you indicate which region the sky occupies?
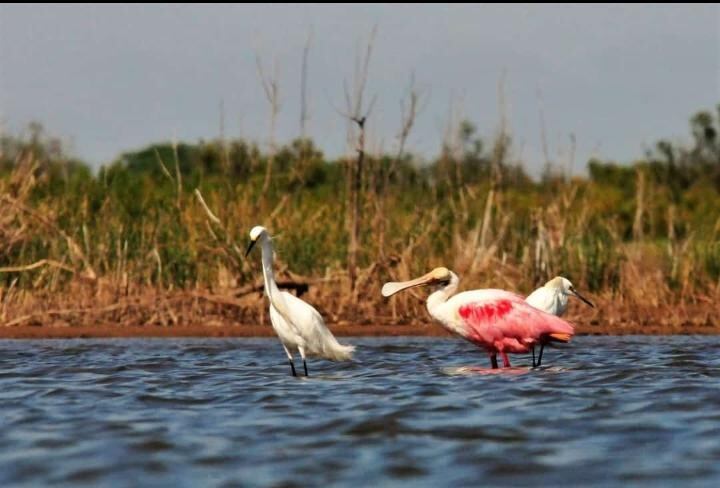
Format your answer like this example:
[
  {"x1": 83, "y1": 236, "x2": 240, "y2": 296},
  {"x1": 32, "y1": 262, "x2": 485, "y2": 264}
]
[{"x1": 0, "y1": 4, "x2": 718, "y2": 177}]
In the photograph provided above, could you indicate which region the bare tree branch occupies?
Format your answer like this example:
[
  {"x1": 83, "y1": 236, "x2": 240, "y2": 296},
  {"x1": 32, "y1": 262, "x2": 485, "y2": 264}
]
[
  {"x1": 394, "y1": 72, "x2": 429, "y2": 165},
  {"x1": 300, "y1": 27, "x2": 314, "y2": 138},
  {"x1": 255, "y1": 47, "x2": 281, "y2": 195},
  {"x1": 352, "y1": 24, "x2": 378, "y2": 117},
  {"x1": 330, "y1": 25, "x2": 379, "y2": 296},
  {"x1": 537, "y1": 86, "x2": 551, "y2": 175}
]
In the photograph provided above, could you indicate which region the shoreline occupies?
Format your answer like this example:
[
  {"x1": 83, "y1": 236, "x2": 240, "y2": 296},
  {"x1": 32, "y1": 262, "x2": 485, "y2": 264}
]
[
  {"x1": 0, "y1": 321, "x2": 718, "y2": 339},
  {"x1": 3, "y1": 286, "x2": 717, "y2": 339}
]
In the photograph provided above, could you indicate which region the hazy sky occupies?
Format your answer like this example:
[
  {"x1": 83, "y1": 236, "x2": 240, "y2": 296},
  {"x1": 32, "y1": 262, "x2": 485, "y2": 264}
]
[{"x1": 1, "y1": 4, "x2": 718, "y2": 176}]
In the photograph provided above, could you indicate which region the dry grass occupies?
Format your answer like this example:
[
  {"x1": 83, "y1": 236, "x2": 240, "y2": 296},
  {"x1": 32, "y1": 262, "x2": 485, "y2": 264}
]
[{"x1": 1, "y1": 137, "x2": 719, "y2": 337}]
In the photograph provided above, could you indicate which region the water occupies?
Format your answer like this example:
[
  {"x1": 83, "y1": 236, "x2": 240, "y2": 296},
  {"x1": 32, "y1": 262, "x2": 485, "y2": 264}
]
[{"x1": 0, "y1": 336, "x2": 719, "y2": 487}]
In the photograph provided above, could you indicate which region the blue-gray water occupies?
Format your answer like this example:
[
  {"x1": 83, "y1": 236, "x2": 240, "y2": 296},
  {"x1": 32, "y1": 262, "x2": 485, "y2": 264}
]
[{"x1": 1, "y1": 336, "x2": 719, "y2": 487}]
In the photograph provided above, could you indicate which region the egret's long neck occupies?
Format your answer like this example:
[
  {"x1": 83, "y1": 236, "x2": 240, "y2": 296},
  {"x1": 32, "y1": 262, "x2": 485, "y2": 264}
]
[
  {"x1": 554, "y1": 287, "x2": 569, "y2": 315},
  {"x1": 259, "y1": 237, "x2": 291, "y2": 318},
  {"x1": 543, "y1": 286, "x2": 568, "y2": 316},
  {"x1": 426, "y1": 272, "x2": 459, "y2": 317}
]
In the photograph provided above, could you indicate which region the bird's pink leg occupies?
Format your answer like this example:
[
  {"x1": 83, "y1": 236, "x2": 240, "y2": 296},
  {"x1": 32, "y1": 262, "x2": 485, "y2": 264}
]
[
  {"x1": 501, "y1": 352, "x2": 511, "y2": 368},
  {"x1": 490, "y1": 353, "x2": 499, "y2": 369}
]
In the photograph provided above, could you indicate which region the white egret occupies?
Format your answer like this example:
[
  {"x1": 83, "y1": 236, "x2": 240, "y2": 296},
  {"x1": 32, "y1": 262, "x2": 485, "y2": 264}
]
[
  {"x1": 525, "y1": 276, "x2": 594, "y2": 367},
  {"x1": 245, "y1": 226, "x2": 354, "y2": 376}
]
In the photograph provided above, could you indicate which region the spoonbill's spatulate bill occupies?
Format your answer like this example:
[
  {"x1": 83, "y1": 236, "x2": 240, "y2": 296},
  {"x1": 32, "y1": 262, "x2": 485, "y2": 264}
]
[
  {"x1": 382, "y1": 267, "x2": 576, "y2": 369},
  {"x1": 246, "y1": 226, "x2": 354, "y2": 376},
  {"x1": 525, "y1": 276, "x2": 594, "y2": 367}
]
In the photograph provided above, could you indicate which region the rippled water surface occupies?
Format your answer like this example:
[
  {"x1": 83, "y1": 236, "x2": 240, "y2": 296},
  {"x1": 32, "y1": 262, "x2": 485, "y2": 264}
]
[{"x1": 1, "y1": 336, "x2": 720, "y2": 487}]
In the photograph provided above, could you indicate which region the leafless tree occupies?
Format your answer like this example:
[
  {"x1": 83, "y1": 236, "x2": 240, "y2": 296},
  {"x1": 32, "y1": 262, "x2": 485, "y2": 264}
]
[
  {"x1": 255, "y1": 49, "x2": 281, "y2": 196},
  {"x1": 300, "y1": 28, "x2": 314, "y2": 139},
  {"x1": 567, "y1": 132, "x2": 576, "y2": 182},
  {"x1": 332, "y1": 25, "x2": 378, "y2": 294},
  {"x1": 375, "y1": 73, "x2": 428, "y2": 259},
  {"x1": 537, "y1": 86, "x2": 551, "y2": 176},
  {"x1": 390, "y1": 72, "x2": 429, "y2": 182},
  {"x1": 219, "y1": 98, "x2": 230, "y2": 175}
]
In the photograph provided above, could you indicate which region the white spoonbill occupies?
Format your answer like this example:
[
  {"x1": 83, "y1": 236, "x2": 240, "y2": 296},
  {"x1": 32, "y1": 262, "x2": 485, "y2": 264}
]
[
  {"x1": 245, "y1": 226, "x2": 354, "y2": 376},
  {"x1": 525, "y1": 276, "x2": 594, "y2": 367},
  {"x1": 382, "y1": 267, "x2": 576, "y2": 369}
]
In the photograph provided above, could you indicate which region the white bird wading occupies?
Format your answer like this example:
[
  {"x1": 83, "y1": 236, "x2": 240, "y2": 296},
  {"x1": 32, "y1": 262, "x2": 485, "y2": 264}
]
[
  {"x1": 245, "y1": 226, "x2": 354, "y2": 376},
  {"x1": 525, "y1": 277, "x2": 594, "y2": 367}
]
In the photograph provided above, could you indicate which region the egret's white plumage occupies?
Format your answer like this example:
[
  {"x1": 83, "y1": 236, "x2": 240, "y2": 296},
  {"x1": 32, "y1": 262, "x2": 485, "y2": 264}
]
[
  {"x1": 525, "y1": 276, "x2": 594, "y2": 367},
  {"x1": 247, "y1": 226, "x2": 354, "y2": 376},
  {"x1": 525, "y1": 277, "x2": 573, "y2": 316}
]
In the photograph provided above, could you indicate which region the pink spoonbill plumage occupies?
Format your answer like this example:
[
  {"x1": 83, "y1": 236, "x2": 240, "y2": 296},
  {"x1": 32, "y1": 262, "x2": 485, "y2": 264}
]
[{"x1": 382, "y1": 267, "x2": 576, "y2": 369}]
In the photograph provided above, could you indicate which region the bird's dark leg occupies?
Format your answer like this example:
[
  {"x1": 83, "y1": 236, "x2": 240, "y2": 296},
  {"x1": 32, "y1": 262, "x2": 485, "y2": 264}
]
[
  {"x1": 536, "y1": 343, "x2": 545, "y2": 368},
  {"x1": 532, "y1": 346, "x2": 537, "y2": 368},
  {"x1": 490, "y1": 353, "x2": 499, "y2": 369},
  {"x1": 299, "y1": 346, "x2": 308, "y2": 377},
  {"x1": 282, "y1": 346, "x2": 297, "y2": 377}
]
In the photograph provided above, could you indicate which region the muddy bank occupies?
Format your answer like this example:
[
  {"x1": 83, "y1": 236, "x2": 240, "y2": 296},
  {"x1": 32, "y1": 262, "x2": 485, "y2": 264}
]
[
  {"x1": 0, "y1": 323, "x2": 442, "y2": 339},
  {"x1": 0, "y1": 319, "x2": 718, "y2": 339},
  {"x1": 1, "y1": 286, "x2": 718, "y2": 339}
]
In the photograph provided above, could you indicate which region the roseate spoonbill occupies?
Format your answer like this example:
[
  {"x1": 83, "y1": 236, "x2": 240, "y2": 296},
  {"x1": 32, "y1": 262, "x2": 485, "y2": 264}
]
[
  {"x1": 525, "y1": 276, "x2": 594, "y2": 367},
  {"x1": 246, "y1": 226, "x2": 354, "y2": 376},
  {"x1": 382, "y1": 267, "x2": 575, "y2": 369}
]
